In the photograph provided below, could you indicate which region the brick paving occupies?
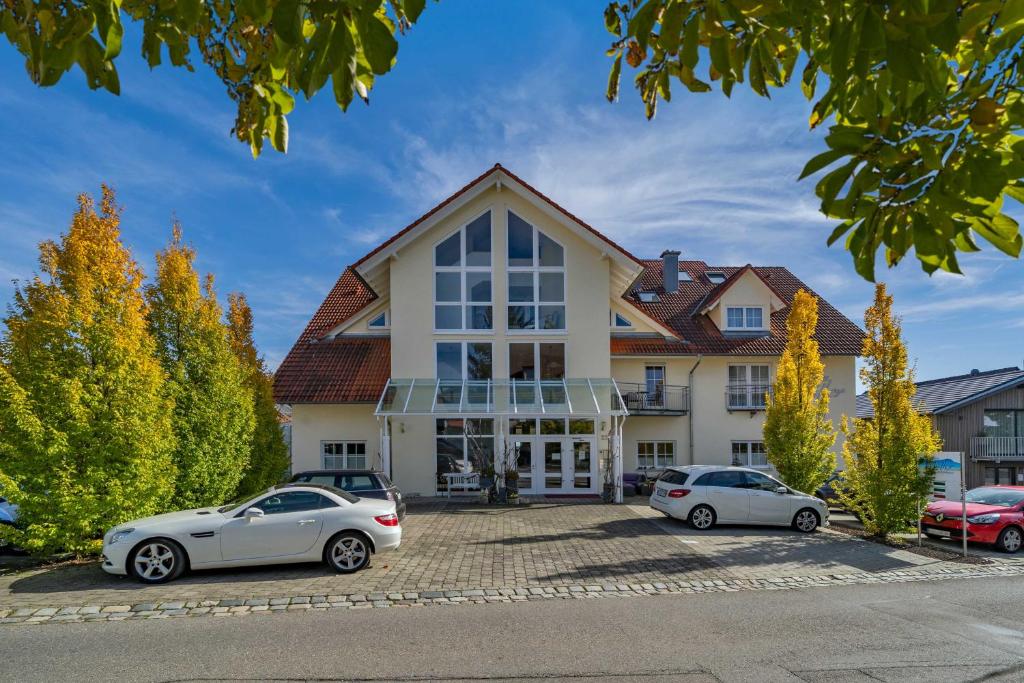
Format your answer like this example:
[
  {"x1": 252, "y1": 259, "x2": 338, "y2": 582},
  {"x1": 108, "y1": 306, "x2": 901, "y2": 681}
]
[{"x1": 1, "y1": 499, "x2": 1016, "y2": 626}]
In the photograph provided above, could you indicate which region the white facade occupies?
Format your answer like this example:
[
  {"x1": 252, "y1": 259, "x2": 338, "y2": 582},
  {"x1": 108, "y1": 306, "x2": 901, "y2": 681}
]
[{"x1": 279, "y1": 167, "x2": 860, "y2": 497}]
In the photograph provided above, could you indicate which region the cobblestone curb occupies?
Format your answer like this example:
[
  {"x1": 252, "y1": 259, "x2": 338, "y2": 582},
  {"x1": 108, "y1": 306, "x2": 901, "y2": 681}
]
[{"x1": 2, "y1": 563, "x2": 1022, "y2": 626}]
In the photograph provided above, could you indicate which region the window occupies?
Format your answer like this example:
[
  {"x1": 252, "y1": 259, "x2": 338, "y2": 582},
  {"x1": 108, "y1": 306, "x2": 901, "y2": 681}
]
[
  {"x1": 368, "y1": 311, "x2": 388, "y2": 329},
  {"x1": 507, "y1": 212, "x2": 565, "y2": 331},
  {"x1": 645, "y1": 366, "x2": 666, "y2": 407},
  {"x1": 251, "y1": 491, "x2": 327, "y2": 515},
  {"x1": 677, "y1": 271, "x2": 692, "y2": 283},
  {"x1": 508, "y1": 342, "x2": 565, "y2": 380},
  {"x1": 743, "y1": 471, "x2": 782, "y2": 491},
  {"x1": 436, "y1": 418, "x2": 494, "y2": 492},
  {"x1": 611, "y1": 311, "x2": 633, "y2": 328},
  {"x1": 725, "y1": 306, "x2": 765, "y2": 330},
  {"x1": 322, "y1": 442, "x2": 367, "y2": 469},
  {"x1": 637, "y1": 291, "x2": 660, "y2": 303},
  {"x1": 658, "y1": 470, "x2": 689, "y2": 485},
  {"x1": 706, "y1": 271, "x2": 726, "y2": 284},
  {"x1": 727, "y1": 364, "x2": 770, "y2": 408},
  {"x1": 436, "y1": 342, "x2": 493, "y2": 381},
  {"x1": 732, "y1": 441, "x2": 768, "y2": 468},
  {"x1": 694, "y1": 470, "x2": 746, "y2": 487},
  {"x1": 434, "y1": 211, "x2": 492, "y2": 331},
  {"x1": 637, "y1": 441, "x2": 675, "y2": 469}
]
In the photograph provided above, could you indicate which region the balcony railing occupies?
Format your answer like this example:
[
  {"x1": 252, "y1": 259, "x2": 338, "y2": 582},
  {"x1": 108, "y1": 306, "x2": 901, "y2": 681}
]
[
  {"x1": 970, "y1": 436, "x2": 1024, "y2": 461},
  {"x1": 618, "y1": 382, "x2": 689, "y2": 415},
  {"x1": 725, "y1": 384, "x2": 773, "y2": 411}
]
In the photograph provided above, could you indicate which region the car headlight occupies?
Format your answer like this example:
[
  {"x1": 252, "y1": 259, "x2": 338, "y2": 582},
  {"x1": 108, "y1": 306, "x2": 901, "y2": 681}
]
[
  {"x1": 108, "y1": 528, "x2": 135, "y2": 544},
  {"x1": 966, "y1": 514, "x2": 1000, "y2": 525}
]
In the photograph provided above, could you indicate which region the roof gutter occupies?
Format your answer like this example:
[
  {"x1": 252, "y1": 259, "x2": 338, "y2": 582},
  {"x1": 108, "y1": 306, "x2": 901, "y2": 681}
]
[{"x1": 688, "y1": 354, "x2": 703, "y2": 466}]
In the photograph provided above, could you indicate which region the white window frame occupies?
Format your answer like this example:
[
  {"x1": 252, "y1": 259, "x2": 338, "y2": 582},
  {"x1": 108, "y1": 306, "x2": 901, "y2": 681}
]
[
  {"x1": 321, "y1": 441, "x2": 367, "y2": 469},
  {"x1": 433, "y1": 210, "x2": 493, "y2": 333},
  {"x1": 724, "y1": 305, "x2": 766, "y2": 330},
  {"x1": 507, "y1": 341, "x2": 566, "y2": 380},
  {"x1": 507, "y1": 211, "x2": 566, "y2": 334},
  {"x1": 727, "y1": 364, "x2": 771, "y2": 408},
  {"x1": 367, "y1": 310, "x2": 389, "y2": 329},
  {"x1": 731, "y1": 440, "x2": 768, "y2": 469},
  {"x1": 434, "y1": 341, "x2": 494, "y2": 381},
  {"x1": 637, "y1": 441, "x2": 675, "y2": 469}
]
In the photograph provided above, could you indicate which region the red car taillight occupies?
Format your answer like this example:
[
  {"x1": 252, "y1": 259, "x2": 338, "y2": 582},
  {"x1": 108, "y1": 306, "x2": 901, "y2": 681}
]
[
  {"x1": 668, "y1": 489, "x2": 691, "y2": 498},
  {"x1": 374, "y1": 514, "x2": 400, "y2": 527}
]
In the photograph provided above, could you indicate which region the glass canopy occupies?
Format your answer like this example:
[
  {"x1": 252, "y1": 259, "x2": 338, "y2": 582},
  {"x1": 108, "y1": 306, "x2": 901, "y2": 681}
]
[{"x1": 374, "y1": 378, "x2": 627, "y2": 416}]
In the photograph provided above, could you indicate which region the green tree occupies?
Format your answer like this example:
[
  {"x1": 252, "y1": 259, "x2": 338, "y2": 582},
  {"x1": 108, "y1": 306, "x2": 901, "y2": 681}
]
[
  {"x1": 0, "y1": 0, "x2": 428, "y2": 156},
  {"x1": 838, "y1": 283, "x2": 941, "y2": 537},
  {"x1": 604, "y1": 1, "x2": 1024, "y2": 277},
  {"x1": 763, "y1": 289, "x2": 836, "y2": 494},
  {"x1": 147, "y1": 226, "x2": 255, "y2": 509},
  {"x1": 226, "y1": 292, "x2": 290, "y2": 496},
  {"x1": 0, "y1": 187, "x2": 175, "y2": 555}
]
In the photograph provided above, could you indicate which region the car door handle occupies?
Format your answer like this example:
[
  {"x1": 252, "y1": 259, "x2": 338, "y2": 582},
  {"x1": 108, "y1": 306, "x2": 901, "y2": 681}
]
[{"x1": 297, "y1": 519, "x2": 317, "y2": 526}]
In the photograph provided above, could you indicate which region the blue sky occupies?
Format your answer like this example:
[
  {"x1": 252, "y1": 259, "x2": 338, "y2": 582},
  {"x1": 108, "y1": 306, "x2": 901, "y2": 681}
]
[{"x1": 1, "y1": 1, "x2": 1022, "y2": 385}]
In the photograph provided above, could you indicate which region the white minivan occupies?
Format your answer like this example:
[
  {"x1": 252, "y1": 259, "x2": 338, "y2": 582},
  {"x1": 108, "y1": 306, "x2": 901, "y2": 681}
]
[{"x1": 649, "y1": 465, "x2": 829, "y2": 532}]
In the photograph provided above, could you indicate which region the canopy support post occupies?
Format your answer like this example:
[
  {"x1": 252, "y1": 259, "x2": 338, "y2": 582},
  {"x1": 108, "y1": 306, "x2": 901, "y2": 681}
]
[
  {"x1": 612, "y1": 415, "x2": 625, "y2": 503},
  {"x1": 380, "y1": 416, "x2": 392, "y2": 479}
]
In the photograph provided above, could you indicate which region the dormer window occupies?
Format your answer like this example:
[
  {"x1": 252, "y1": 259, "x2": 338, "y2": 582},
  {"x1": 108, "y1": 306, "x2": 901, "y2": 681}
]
[
  {"x1": 637, "y1": 292, "x2": 660, "y2": 303},
  {"x1": 368, "y1": 311, "x2": 389, "y2": 329},
  {"x1": 706, "y1": 271, "x2": 726, "y2": 284},
  {"x1": 678, "y1": 271, "x2": 692, "y2": 283},
  {"x1": 726, "y1": 306, "x2": 765, "y2": 330}
]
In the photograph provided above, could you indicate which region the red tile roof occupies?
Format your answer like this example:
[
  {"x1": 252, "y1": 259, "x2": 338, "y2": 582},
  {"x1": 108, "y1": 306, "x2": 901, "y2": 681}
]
[
  {"x1": 273, "y1": 336, "x2": 390, "y2": 404},
  {"x1": 299, "y1": 267, "x2": 377, "y2": 342},
  {"x1": 695, "y1": 263, "x2": 787, "y2": 314},
  {"x1": 617, "y1": 260, "x2": 864, "y2": 356}
]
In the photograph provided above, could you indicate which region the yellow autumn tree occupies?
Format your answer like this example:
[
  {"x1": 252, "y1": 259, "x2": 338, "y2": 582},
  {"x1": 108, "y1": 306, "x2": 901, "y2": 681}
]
[
  {"x1": 839, "y1": 283, "x2": 941, "y2": 537},
  {"x1": 0, "y1": 187, "x2": 176, "y2": 554},
  {"x1": 763, "y1": 289, "x2": 836, "y2": 494}
]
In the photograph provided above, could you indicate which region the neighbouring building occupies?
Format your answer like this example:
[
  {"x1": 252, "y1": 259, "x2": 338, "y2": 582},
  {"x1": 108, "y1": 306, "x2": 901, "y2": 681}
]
[
  {"x1": 857, "y1": 367, "x2": 1024, "y2": 488},
  {"x1": 274, "y1": 165, "x2": 862, "y2": 498}
]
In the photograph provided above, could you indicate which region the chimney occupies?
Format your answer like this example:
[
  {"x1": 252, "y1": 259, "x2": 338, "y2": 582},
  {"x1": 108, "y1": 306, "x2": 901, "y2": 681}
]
[
  {"x1": 661, "y1": 250, "x2": 681, "y2": 293},
  {"x1": 970, "y1": 369, "x2": 980, "y2": 376}
]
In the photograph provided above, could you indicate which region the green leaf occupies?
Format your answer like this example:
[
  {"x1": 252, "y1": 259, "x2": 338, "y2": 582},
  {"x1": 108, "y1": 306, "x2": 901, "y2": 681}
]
[
  {"x1": 402, "y1": 0, "x2": 427, "y2": 22},
  {"x1": 826, "y1": 220, "x2": 854, "y2": 246},
  {"x1": 659, "y1": 1, "x2": 687, "y2": 55},
  {"x1": 709, "y1": 36, "x2": 731, "y2": 78},
  {"x1": 971, "y1": 214, "x2": 1023, "y2": 256},
  {"x1": 748, "y1": 42, "x2": 767, "y2": 97},
  {"x1": 816, "y1": 159, "x2": 858, "y2": 213},
  {"x1": 799, "y1": 148, "x2": 847, "y2": 180},
  {"x1": 356, "y1": 11, "x2": 398, "y2": 75},
  {"x1": 103, "y1": 15, "x2": 123, "y2": 60},
  {"x1": 272, "y1": 0, "x2": 304, "y2": 45},
  {"x1": 268, "y1": 114, "x2": 288, "y2": 153},
  {"x1": 604, "y1": 3, "x2": 622, "y2": 36},
  {"x1": 680, "y1": 16, "x2": 699, "y2": 69},
  {"x1": 607, "y1": 53, "x2": 622, "y2": 102},
  {"x1": 628, "y1": 0, "x2": 660, "y2": 52}
]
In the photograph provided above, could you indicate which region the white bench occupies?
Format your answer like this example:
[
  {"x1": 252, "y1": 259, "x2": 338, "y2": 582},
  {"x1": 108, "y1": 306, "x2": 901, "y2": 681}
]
[{"x1": 444, "y1": 472, "x2": 481, "y2": 497}]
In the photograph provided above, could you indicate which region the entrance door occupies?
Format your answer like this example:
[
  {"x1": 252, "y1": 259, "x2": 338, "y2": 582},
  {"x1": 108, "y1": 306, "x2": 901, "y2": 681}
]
[
  {"x1": 535, "y1": 437, "x2": 596, "y2": 493},
  {"x1": 514, "y1": 440, "x2": 535, "y2": 493}
]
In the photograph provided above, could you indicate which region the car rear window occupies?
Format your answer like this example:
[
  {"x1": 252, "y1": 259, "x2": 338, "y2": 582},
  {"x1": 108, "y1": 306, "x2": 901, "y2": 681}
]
[
  {"x1": 336, "y1": 475, "x2": 379, "y2": 492},
  {"x1": 658, "y1": 470, "x2": 689, "y2": 485},
  {"x1": 297, "y1": 474, "x2": 336, "y2": 487}
]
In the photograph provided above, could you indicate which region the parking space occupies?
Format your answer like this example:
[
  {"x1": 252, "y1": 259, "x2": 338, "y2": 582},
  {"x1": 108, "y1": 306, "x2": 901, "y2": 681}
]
[{"x1": 1, "y1": 500, "x2": 962, "y2": 609}]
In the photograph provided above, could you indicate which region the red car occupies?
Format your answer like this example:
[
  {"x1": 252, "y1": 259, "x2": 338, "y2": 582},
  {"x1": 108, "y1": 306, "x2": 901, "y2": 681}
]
[{"x1": 921, "y1": 485, "x2": 1024, "y2": 553}]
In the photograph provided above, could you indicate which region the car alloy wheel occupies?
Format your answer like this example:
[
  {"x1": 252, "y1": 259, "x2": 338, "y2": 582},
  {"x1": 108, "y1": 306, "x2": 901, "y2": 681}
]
[
  {"x1": 689, "y1": 505, "x2": 715, "y2": 530},
  {"x1": 794, "y1": 509, "x2": 819, "y2": 533},
  {"x1": 998, "y1": 526, "x2": 1022, "y2": 553},
  {"x1": 131, "y1": 541, "x2": 182, "y2": 583},
  {"x1": 328, "y1": 534, "x2": 370, "y2": 573}
]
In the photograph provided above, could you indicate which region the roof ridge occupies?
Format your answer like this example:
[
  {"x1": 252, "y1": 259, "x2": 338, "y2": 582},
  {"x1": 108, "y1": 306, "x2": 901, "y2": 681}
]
[{"x1": 916, "y1": 366, "x2": 1023, "y2": 386}]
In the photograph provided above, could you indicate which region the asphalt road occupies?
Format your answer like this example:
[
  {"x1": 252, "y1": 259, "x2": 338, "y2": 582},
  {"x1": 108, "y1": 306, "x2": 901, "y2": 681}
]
[{"x1": 3, "y1": 576, "x2": 1023, "y2": 682}]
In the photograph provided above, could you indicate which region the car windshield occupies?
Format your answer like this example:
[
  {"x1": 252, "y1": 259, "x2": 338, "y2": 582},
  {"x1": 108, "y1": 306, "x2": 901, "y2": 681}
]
[
  {"x1": 217, "y1": 489, "x2": 272, "y2": 514},
  {"x1": 964, "y1": 488, "x2": 1024, "y2": 507}
]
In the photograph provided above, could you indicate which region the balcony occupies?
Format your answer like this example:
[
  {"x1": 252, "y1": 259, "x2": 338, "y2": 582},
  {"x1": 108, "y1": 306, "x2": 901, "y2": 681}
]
[
  {"x1": 970, "y1": 436, "x2": 1024, "y2": 461},
  {"x1": 618, "y1": 383, "x2": 689, "y2": 416},
  {"x1": 725, "y1": 384, "x2": 773, "y2": 411}
]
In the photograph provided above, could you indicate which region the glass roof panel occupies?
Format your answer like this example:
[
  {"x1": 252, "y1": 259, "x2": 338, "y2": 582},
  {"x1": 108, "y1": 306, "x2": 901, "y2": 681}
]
[{"x1": 375, "y1": 378, "x2": 626, "y2": 416}]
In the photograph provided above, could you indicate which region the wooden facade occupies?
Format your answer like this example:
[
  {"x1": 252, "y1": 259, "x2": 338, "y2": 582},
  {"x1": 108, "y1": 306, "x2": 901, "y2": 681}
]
[{"x1": 931, "y1": 383, "x2": 1024, "y2": 488}]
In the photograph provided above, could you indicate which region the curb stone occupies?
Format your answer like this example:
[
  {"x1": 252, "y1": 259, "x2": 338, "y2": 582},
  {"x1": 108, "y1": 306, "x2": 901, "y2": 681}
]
[{"x1": 3, "y1": 564, "x2": 1023, "y2": 627}]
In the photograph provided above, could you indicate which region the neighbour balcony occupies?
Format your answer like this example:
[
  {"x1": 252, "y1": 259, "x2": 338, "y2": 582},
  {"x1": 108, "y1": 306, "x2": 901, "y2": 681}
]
[
  {"x1": 618, "y1": 383, "x2": 689, "y2": 416},
  {"x1": 970, "y1": 436, "x2": 1024, "y2": 461},
  {"x1": 725, "y1": 384, "x2": 773, "y2": 411}
]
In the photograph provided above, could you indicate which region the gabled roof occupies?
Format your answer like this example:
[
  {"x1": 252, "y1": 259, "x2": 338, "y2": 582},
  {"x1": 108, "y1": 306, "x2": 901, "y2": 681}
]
[
  {"x1": 696, "y1": 263, "x2": 787, "y2": 315},
  {"x1": 855, "y1": 367, "x2": 1024, "y2": 418},
  {"x1": 615, "y1": 260, "x2": 864, "y2": 356}
]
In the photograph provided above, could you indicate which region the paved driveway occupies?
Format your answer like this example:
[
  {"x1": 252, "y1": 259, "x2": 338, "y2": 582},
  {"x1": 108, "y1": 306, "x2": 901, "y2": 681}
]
[{"x1": 0, "y1": 500, "x2": 955, "y2": 609}]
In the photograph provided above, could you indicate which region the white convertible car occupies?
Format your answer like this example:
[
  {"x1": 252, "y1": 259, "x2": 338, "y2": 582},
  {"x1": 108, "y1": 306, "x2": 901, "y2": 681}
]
[{"x1": 101, "y1": 484, "x2": 401, "y2": 584}]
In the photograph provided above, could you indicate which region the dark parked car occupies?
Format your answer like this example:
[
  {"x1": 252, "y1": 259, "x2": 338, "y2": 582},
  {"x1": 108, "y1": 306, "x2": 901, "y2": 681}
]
[
  {"x1": 288, "y1": 471, "x2": 406, "y2": 520},
  {"x1": 816, "y1": 473, "x2": 845, "y2": 507}
]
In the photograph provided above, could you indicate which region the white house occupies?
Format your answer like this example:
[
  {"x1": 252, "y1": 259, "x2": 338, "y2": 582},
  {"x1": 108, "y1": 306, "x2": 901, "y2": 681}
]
[{"x1": 274, "y1": 165, "x2": 861, "y2": 498}]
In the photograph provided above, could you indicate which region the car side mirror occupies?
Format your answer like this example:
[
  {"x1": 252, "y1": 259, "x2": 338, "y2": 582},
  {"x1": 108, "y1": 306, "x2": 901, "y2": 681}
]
[
  {"x1": 775, "y1": 486, "x2": 788, "y2": 495},
  {"x1": 244, "y1": 507, "x2": 265, "y2": 521}
]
